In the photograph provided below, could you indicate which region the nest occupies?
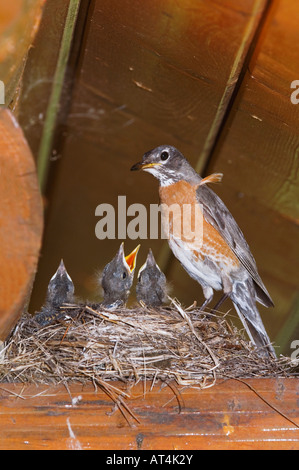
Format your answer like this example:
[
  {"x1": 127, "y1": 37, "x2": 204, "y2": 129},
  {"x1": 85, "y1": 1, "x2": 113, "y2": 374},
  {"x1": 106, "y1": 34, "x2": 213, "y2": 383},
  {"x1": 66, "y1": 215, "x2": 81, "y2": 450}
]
[{"x1": 0, "y1": 299, "x2": 293, "y2": 389}]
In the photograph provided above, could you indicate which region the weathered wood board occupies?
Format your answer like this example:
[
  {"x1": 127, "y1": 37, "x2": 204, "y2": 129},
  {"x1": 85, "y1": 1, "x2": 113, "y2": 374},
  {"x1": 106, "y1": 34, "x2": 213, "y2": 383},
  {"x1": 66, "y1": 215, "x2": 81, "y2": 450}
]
[{"x1": 0, "y1": 379, "x2": 298, "y2": 450}]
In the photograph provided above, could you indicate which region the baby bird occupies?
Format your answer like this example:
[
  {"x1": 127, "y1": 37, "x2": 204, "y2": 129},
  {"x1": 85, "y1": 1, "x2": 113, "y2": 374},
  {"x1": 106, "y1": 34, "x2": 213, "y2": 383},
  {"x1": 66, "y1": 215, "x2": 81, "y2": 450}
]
[
  {"x1": 101, "y1": 242, "x2": 140, "y2": 308},
  {"x1": 34, "y1": 259, "x2": 75, "y2": 326},
  {"x1": 136, "y1": 249, "x2": 168, "y2": 307},
  {"x1": 45, "y1": 259, "x2": 75, "y2": 308}
]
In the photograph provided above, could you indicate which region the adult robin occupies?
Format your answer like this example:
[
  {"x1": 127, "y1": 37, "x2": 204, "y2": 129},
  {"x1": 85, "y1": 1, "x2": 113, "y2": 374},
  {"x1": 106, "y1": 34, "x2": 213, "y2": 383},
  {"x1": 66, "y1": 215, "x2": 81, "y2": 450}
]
[
  {"x1": 131, "y1": 145, "x2": 275, "y2": 357},
  {"x1": 136, "y1": 249, "x2": 168, "y2": 307},
  {"x1": 34, "y1": 259, "x2": 75, "y2": 326},
  {"x1": 100, "y1": 242, "x2": 140, "y2": 308}
]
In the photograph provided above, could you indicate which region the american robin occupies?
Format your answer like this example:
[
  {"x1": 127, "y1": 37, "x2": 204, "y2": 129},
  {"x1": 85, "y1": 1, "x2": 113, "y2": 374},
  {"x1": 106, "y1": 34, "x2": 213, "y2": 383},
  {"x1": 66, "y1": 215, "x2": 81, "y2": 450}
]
[
  {"x1": 34, "y1": 259, "x2": 75, "y2": 326},
  {"x1": 100, "y1": 242, "x2": 140, "y2": 308},
  {"x1": 131, "y1": 145, "x2": 275, "y2": 357},
  {"x1": 136, "y1": 249, "x2": 168, "y2": 307}
]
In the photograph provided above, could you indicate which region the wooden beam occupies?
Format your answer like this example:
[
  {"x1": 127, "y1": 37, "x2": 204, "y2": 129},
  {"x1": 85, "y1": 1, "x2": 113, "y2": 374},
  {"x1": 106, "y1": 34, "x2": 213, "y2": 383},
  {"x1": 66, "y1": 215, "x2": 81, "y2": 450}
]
[{"x1": 0, "y1": 109, "x2": 43, "y2": 340}]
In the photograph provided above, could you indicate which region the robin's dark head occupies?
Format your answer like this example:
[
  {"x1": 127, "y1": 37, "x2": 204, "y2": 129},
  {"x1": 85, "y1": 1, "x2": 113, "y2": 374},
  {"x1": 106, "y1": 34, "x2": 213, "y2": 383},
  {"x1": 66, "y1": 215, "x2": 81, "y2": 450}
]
[
  {"x1": 101, "y1": 243, "x2": 140, "y2": 306},
  {"x1": 46, "y1": 259, "x2": 75, "y2": 307},
  {"x1": 131, "y1": 145, "x2": 199, "y2": 186},
  {"x1": 136, "y1": 249, "x2": 168, "y2": 307}
]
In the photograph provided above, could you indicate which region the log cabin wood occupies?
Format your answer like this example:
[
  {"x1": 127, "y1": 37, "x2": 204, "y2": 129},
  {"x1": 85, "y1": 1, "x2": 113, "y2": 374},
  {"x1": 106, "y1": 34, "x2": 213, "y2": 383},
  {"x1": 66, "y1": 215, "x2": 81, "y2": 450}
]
[
  {"x1": 0, "y1": 379, "x2": 298, "y2": 450},
  {"x1": 0, "y1": 109, "x2": 43, "y2": 340}
]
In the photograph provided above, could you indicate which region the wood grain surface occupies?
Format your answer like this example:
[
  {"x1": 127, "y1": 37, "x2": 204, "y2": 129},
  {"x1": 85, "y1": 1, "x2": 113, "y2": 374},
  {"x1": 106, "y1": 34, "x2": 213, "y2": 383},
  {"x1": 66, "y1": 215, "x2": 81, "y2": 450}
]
[
  {"x1": 0, "y1": 378, "x2": 298, "y2": 450},
  {"x1": 0, "y1": 109, "x2": 43, "y2": 340}
]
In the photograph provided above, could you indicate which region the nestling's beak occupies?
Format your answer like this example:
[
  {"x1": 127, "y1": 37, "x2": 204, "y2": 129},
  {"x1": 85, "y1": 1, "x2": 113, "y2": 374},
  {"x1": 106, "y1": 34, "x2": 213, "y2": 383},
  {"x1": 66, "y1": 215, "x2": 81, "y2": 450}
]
[
  {"x1": 50, "y1": 259, "x2": 72, "y2": 282},
  {"x1": 125, "y1": 244, "x2": 140, "y2": 272},
  {"x1": 130, "y1": 161, "x2": 161, "y2": 171},
  {"x1": 145, "y1": 248, "x2": 158, "y2": 268},
  {"x1": 57, "y1": 259, "x2": 67, "y2": 276}
]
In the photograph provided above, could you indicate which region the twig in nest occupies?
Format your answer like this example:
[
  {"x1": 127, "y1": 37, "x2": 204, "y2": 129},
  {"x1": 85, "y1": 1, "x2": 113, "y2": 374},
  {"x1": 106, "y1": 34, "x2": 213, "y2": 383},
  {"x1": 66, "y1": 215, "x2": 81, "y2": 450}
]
[
  {"x1": 96, "y1": 377, "x2": 140, "y2": 426},
  {"x1": 169, "y1": 296, "x2": 220, "y2": 370},
  {"x1": 161, "y1": 380, "x2": 185, "y2": 412}
]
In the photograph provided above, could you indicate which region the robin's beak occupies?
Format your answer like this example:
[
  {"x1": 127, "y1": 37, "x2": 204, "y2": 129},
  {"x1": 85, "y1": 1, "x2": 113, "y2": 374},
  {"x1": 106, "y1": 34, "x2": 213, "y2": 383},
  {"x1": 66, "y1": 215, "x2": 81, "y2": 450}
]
[
  {"x1": 130, "y1": 161, "x2": 162, "y2": 171},
  {"x1": 125, "y1": 245, "x2": 140, "y2": 272}
]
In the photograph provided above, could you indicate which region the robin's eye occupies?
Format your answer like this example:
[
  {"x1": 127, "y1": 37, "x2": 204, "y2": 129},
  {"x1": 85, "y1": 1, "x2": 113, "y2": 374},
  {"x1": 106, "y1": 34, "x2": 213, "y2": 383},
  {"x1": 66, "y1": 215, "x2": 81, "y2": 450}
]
[
  {"x1": 160, "y1": 151, "x2": 169, "y2": 161},
  {"x1": 122, "y1": 272, "x2": 127, "y2": 279}
]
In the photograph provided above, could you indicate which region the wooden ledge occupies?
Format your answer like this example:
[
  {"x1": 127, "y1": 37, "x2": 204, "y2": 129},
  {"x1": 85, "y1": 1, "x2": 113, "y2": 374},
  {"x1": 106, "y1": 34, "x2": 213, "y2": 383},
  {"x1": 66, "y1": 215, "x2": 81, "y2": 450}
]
[{"x1": 0, "y1": 378, "x2": 298, "y2": 450}]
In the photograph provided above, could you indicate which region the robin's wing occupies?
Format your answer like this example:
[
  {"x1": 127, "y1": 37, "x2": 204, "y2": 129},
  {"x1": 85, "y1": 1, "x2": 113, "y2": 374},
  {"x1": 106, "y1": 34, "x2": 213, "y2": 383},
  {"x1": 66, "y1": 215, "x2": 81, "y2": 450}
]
[{"x1": 196, "y1": 185, "x2": 274, "y2": 307}]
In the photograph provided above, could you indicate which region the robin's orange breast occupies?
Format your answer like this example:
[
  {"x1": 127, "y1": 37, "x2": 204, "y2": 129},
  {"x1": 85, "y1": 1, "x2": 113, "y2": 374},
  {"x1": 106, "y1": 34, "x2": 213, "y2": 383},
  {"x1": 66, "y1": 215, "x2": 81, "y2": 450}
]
[{"x1": 159, "y1": 180, "x2": 239, "y2": 268}]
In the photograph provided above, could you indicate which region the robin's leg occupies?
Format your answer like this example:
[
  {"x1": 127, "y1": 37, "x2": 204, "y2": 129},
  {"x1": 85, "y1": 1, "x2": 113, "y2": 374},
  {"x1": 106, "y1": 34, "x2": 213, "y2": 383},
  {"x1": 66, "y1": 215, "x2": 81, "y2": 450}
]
[
  {"x1": 198, "y1": 286, "x2": 213, "y2": 311},
  {"x1": 211, "y1": 275, "x2": 232, "y2": 312},
  {"x1": 211, "y1": 293, "x2": 229, "y2": 312},
  {"x1": 198, "y1": 298, "x2": 211, "y2": 311}
]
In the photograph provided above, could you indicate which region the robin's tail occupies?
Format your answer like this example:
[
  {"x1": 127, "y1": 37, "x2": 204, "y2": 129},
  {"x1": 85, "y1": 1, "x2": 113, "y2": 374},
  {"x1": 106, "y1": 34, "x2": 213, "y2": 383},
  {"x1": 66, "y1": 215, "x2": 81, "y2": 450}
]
[{"x1": 230, "y1": 278, "x2": 276, "y2": 358}]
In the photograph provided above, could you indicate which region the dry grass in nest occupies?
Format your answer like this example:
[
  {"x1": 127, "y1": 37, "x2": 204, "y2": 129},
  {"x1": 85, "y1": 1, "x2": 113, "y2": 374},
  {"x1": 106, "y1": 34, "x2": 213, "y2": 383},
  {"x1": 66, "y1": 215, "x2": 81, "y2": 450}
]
[{"x1": 0, "y1": 298, "x2": 293, "y2": 390}]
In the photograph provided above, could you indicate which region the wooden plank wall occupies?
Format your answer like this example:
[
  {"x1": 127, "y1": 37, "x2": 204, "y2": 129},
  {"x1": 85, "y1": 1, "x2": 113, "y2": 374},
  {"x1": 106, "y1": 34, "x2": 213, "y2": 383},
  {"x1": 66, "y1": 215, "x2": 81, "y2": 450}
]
[{"x1": 9, "y1": 0, "x2": 299, "y2": 354}]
